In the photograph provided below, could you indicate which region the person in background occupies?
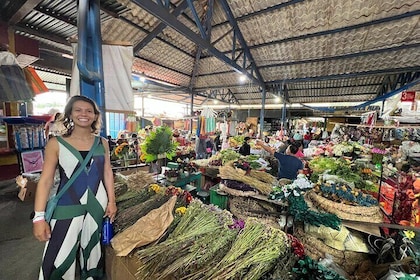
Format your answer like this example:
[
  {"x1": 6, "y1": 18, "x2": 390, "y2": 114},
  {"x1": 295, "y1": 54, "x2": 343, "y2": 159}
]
[
  {"x1": 107, "y1": 135, "x2": 116, "y2": 152},
  {"x1": 44, "y1": 112, "x2": 63, "y2": 140},
  {"x1": 239, "y1": 136, "x2": 251, "y2": 156},
  {"x1": 33, "y1": 95, "x2": 117, "y2": 280},
  {"x1": 256, "y1": 139, "x2": 303, "y2": 180},
  {"x1": 293, "y1": 131, "x2": 303, "y2": 142},
  {"x1": 303, "y1": 131, "x2": 312, "y2": 148},
  {"x1": 116, "y1": 133, "x2": 128, "y2": 145},
  {"x1": 195, "y1": 135, "x2": 207, "y2": 159},
  {"x1": 294, "y1": 141, "x2": 305, "y2": 159},
  {"x1": 214, "y1": 131, "x2": 221, "y2": 152}
]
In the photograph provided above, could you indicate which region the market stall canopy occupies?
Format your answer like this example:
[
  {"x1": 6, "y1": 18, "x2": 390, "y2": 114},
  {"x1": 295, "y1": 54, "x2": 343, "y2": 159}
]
[{"x1": 0, "y1": 65, "x2": 33, "y2": 102}]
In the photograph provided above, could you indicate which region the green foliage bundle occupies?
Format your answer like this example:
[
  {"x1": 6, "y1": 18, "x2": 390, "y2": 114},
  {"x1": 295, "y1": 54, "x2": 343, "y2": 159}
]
[{"x1": 141, "y1": 126, "x2": 179, "y2": 162}]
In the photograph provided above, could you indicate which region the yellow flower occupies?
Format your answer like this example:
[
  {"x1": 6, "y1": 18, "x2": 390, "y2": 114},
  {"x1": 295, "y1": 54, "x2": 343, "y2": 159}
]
[
  {"x1": 149, "y1": 184, "x2": 160, "y2": 193},
  {"x1": 403, "y1": 230, "x2": 416, "y2": 240},
  {"x1": 175, "y1": 207, "x2": 187, "y2": 215}
]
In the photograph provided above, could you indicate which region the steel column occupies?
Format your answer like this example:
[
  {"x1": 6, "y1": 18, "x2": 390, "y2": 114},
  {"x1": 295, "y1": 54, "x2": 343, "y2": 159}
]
[{"x1": 77, "y1": 0, "x2": 106, "y2": 136}]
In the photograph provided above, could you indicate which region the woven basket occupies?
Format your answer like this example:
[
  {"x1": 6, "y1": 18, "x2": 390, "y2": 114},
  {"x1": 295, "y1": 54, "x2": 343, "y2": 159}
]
[
  {"x1": 306, "y1": 190, "x2": 383, "y2": 223},
  {"x1": 294, "y1": 226, "x2": 368, "y2": 275},
  {"x1": 229, "y1": 196, "x2": 280, "y2": 229}
]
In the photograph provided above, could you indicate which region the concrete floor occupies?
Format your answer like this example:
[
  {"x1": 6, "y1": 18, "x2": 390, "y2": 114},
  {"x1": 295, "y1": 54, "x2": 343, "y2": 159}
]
[
  {"x1": 0, "y1": 180, "x2": 108, "y2": 280},
  {"x1": 0, "y1": 179, "x2": 44, "y2": 279}
]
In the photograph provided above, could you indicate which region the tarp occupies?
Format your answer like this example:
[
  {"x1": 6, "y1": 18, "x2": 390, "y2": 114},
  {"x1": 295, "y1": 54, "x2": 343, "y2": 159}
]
[
  {"x1": 0, "y1": 65, "x2": 34, "y2": 102},
  {"x1": 24, "y1": 67, "x2": 49, "y2": 95},
  {"x1": 70, "y1": 44, "x2": 134, "y2": 112}
]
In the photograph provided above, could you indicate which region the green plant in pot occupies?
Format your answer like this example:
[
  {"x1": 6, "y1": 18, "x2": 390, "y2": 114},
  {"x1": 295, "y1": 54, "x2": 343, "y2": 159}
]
[{"x1": 140, "y1": 126, "x2": 179, "y2": 163}]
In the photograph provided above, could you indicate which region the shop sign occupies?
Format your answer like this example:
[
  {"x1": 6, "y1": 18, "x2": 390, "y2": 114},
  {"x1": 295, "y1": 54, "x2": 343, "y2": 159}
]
[{"x1": 401, "y1": 91, "x2": 416, "y2": 102}]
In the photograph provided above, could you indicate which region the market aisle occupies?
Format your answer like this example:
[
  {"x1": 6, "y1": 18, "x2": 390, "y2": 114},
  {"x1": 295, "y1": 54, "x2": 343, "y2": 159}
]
[
  {"x1": 0, "y1": 180, "x2": 109, "y2": 280},
  {"x1": 0, "y1": 180, "x2": 44, "y2": 279}
]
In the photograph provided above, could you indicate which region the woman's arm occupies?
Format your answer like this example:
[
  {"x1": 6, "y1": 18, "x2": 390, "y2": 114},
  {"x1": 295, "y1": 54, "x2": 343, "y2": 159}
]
[
  {"x1": 33, "y1": 138, "x2": 59, "y2": 241},
  {"x1": 102, "y1": 137, "x2": 117, "y2": 222}
]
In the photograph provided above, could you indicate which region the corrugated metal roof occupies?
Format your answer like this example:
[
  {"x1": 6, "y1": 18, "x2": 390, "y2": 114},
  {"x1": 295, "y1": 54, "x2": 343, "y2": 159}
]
[{"x1": 0, "y1": 0, "x2": 418, "y2": 112}]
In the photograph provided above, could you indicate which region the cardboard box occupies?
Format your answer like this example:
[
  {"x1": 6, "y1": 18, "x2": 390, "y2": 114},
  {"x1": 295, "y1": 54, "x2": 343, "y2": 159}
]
[
  {"x1": 16, "y1": 175, "x2": 37, "y2": 202},
  {"x1": 105, "y1": 247, "x2": 137, "y2": 280},
  {"x1": 17, "y1": 180, "x2": 37, "y2": 201}
]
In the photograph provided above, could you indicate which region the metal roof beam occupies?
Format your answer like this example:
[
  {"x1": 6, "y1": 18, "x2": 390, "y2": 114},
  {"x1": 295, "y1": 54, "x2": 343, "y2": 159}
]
[
  {"x1": 283, "y1": 83, "x2": 382, "y2": 90},
  {"x1": 259, "y1": 43, "x2": 420, "y2": 68},
  {"x1": 197, "y1": 88, "x2": 239, "y2": 104},
  {"x1": 133, "y1": 0, "x2": 189, "y2": 54},
  {"x1": 377, "y1": 71, "x2": 420, "y2": 97},
  {"x1": 219, "y1": 0, "x2": 265, "y2": 87},
  {"x1": 34, "y1": 5, "x2": 77, "y2": 26},
  {"x1": 267, "y1": 66, "x2": 420, "y2": 84},
  {"x1": 138, "y1": 56, "x2": 191, "y2": 77},
  {"x1": 189, "y1": 0, "x2": 214, "y2": 91},
  {"x1": 213, "y1": 0, "x2": 305, "y2": 28},
  {"x1": 13, "y1": 24, "x2": 70, "y2": 46},
  {"x1": 132, "y1": 0, "x2": 262, "y2": 86},
  {"x1": 3, "y1": 0, "x2": 43, "y2": 25},
  {"x1": 187, "y1": 0, "x2": 206, "y2": 38}
]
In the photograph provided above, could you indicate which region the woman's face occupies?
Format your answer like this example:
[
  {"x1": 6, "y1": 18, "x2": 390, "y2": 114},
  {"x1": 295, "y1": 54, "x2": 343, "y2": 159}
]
[{"x1": 71, "y1": 100, "x2": 97, "y2": 128}]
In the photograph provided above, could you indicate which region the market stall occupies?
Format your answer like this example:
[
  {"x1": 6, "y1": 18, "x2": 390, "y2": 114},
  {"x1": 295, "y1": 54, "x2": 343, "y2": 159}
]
[{"x1": 101, "y1": 125, "x2": 420, "y2": 279}]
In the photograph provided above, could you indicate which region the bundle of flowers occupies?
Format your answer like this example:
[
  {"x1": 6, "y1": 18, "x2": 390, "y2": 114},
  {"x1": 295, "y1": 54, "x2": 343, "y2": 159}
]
[
  {"x1": 116, "y1": 170, "x2": 156, "y2": 192},
  {"x1": 269, "y1": 175, "x2": 341, "y2": 230},
  {"x1": 135, "y1": 200, "x2": 239, "y2": 280},
  {"x1": 140, "y1": 126, "x2": 179, "y2": 162},
  {"x1": 219, "y1": 161, "x2": 273, "y2": 194},
  {"x1": 371, "y1": 145, "x2": 388, "y2": 165},
  {"x1": 292, "y1": 256, "x2": 347, "y2": 280},
  {"x1": 206, "y1": 218, "x2": 289, "y2": 280},
  {"x1": 315, "y1": 182, "x2": 378, "y2": 207},
  {"x1": 333, "y1": 142, "x2": 354, "y2": 157},
  {"x1": 113, "y1": 184, "x2": 191, "y2": 235},
  {"x1": 112, "y1": 142, "x2": 137, "y2": 161}
]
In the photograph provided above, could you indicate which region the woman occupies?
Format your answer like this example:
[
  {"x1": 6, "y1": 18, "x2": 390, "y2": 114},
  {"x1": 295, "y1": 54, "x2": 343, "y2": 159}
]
[{"x1": 33, "y1": 95, "x2": 117, "y2": 280}]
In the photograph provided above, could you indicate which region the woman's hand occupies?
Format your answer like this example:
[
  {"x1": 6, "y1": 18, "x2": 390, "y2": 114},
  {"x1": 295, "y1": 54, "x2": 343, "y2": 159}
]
[
  {"x1": 33, "y1": 221, "x2": 51, "y2": 242},
  {"x1": 105, "y1": 202, "x2": 117, "y2": 223}
]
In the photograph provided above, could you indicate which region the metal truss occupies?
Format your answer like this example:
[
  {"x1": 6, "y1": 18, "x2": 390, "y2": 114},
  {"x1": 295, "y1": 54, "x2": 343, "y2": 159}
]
[{"x1": 196, "y1": 88, "x2": 240, "y2": 104}]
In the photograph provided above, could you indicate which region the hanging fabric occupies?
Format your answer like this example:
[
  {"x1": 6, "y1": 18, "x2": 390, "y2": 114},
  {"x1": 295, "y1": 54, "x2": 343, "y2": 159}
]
[
  {"x1": 196, "y1": 117, "x2": 201, "y2": 137},
  {"x1": 201, "y1": 107, "x2": 217, "y2": 134}
]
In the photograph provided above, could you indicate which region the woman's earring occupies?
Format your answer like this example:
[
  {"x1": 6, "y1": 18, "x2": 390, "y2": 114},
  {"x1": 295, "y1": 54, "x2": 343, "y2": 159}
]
[{"x1": 69, "y1": 119, "x2": 74, "y2": 128}]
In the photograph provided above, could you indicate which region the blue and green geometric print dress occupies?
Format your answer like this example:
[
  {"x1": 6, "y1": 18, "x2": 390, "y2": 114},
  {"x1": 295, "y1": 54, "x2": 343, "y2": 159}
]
[{"x1": 39, "y1": 136, "x2": 108, "y2": 280}]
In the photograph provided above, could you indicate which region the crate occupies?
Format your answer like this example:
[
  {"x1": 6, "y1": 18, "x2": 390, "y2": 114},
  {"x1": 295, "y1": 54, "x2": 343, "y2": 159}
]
[{"x1": 210, "y1": 184, "x2": 228, "y2": 209}]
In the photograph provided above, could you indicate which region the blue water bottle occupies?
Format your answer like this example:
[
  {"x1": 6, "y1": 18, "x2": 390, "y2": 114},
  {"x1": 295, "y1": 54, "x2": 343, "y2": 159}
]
[{"x1": 101, "y1": 217, "x2": 114, "y2": 245}]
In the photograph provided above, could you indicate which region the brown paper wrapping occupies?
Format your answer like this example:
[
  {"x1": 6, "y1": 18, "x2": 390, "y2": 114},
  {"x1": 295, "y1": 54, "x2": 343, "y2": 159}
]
[{"x1": 111, "y1": 195, "x2": 177, "y2": 256}]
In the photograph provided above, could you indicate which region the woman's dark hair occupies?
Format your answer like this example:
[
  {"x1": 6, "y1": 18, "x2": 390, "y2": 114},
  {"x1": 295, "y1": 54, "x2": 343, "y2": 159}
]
[{"x1": 62, "y1": 95, "x2": 101, "y2": 136}]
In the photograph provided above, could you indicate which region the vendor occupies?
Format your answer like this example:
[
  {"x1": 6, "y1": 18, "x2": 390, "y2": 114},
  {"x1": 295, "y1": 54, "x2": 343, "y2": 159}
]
[
  {"x1": 239, "y1": 136, "x2": 251, "y2": 156},
  {"x1": 256, "y1": 139, "x2": 303, "y2": 180}
]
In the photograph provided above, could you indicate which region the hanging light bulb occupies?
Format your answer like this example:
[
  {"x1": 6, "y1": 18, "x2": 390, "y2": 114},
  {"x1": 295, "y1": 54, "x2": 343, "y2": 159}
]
[{"x1": 239, "y1": 74, "x2": 247, "y2": 82}]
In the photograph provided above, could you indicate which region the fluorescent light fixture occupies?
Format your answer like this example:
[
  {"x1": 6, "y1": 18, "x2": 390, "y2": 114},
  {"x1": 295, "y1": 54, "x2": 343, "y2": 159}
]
[
  {"x1": 275, "y1": 97, "x2": 280, "y2": 103},
  {"x1": 213, "y1": 100, "x2": 218, "y2": 104},
  {"x1": 61, "y1": 53, "x2": 74, "y2": 59}
]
